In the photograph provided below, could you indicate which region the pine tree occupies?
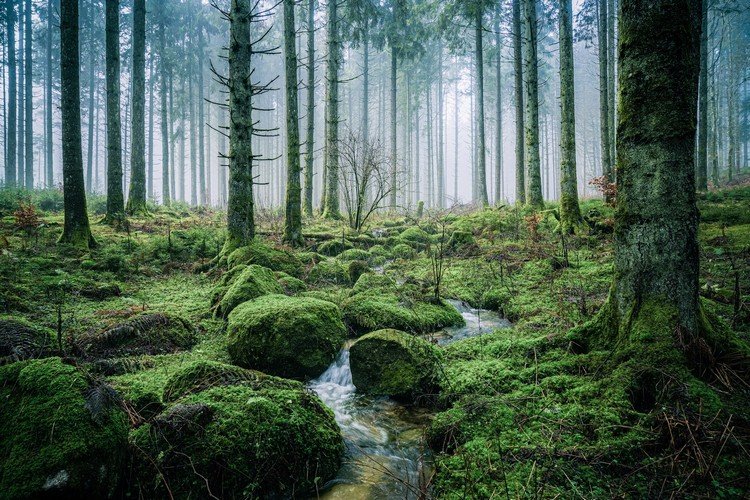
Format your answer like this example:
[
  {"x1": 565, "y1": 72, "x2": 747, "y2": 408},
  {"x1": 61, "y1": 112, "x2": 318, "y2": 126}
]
[
  {"x1": 322, "y1": 0, "x2": 342, "y2": 219},
  {"x1": 5, "y1": 0, "x2": 16, "y2": 187},
  {"x1": 127, "y1": 0, "x2": 148, "y2": 214},
  {"x1": 522, "y1": 0, "x2": 543, "y2": 208},
  {"x1": 283, "y1": 0, "x2": 304, "y2": 246},
  {"x1": 104, "y1": 0, "x2": 126, "y2": 226}
]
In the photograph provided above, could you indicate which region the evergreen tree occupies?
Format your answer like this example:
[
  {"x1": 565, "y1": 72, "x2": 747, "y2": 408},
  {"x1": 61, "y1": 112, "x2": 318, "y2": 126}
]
[
  {"x1": 127, "y1": 0, "x2": 148, "y2": 214},
  {"x1": 5, "y1": 0, "x2": 16, "y2": 187},
  {"x1": 522, "y1": 0, "x2": 543, "y2": 208},
  {"x1": 104, "y1": 0, "x2": 126, "y2": 226},
  {"x1": 322, "y1": 0, "x2": 342, "y2": 219},
  {"x1": 283, "y1": 0, "x2": 304, "y2": 246}
]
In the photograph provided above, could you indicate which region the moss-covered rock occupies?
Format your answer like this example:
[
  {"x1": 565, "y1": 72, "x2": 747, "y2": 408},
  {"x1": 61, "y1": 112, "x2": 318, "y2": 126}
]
[
  {"x1": 337, "y1": 248, "x2": 371, "y2": 262},
  {"x1": 399, "y1": 227, "x2": 432, "y2": 247},
  {"x1": 162, "y1": 360, "x2": 300, "y2": 402},
  {"x1": 131, "y1": 383, "x2": 343, "y2": 498},
  {"x1": 369, "y1": 244, "x2": 391, "y2": 258},
  {"x1": 318, "y1": 238, "x2": 354, "y2": 256},
  {"x1": 392, "y1": 243, "x2": 416, "y2": 260},
  {"x1": 348, "y1": 260, "x2": 372, "y2": 284},
  {"x1": 307, "y1": 259, "x2": 351, "y2": 286},
  {"x1": 210, "y1": 263, "x2": 248, "y2": 306},
  {"x1": 0, "y1": 316, "x2": 53, "y2": 364},
  {"x1": 227, "y1": 295, "x2": 346, "y2": 379},
  {"x1": 0, "y1": 358, "x2": 128, "y2": 498},
  {"x1": 215, "y1": 265, "x2": 283, "y2": 318},
  {"x1": 77, "y1": 313, "x2": 197, "y2": 358},
  {"x1": 352, "y1": 273, "x2": 398, "y2": 295},
  {"x1": 227, "y1": 240, "x2": 303, "y2": 277},
  {"x1": 275, "y1": 271, "x2": 308, "y2": 295},
  {"x1": 447, "y1": 230, "x2": 478, "y2": 255},
  {"x1": 350, "y1": 329, "x2": 442, "y2": 402}
]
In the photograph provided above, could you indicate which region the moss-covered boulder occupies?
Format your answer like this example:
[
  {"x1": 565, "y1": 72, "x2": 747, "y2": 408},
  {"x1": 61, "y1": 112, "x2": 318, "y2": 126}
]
[
  {"x1": 131, "y1": 383, "x2": 343, "y2": 498},
  {"x1": 227, "y1": 240, "x2": 303, "y2": 277},
  {"x1": 275, "y1": 271, "x2": 308, "y2": 295},
  {"x1": 352, "y1": 273, "x2": 398, "y2": 295},
  {"x1": 210, "y1": 264, "x2": 248, "y2": 306},
  {"x1": 348, "y1": 260, "x2": 372, "y2": 284},
  {"x1": 215, "y1": 265, "x2": 283, "y2": 318},
  {"x1": 227, "y1": 295, "x2": 346, "y2": 379},
  {"x1": 392, "y1": 242, "x2": 416, "y2": 260},
  {"x1": 0, "y1": 358, "x2": 128, "y2": 498},
  {"x1": 307, "y1": 259, "x2": 351, "y2": 286},
  {"x1": 0, "y1": 316, "x2": 52, "y2": 364},
  {"x1": 350, "y1": 329, "x2": 442, "y2": 402},
  {"x1": 337, "y1": 248, "x2": 371, "y2": 262},
  {"x1": 342, "y1": 293, "x2": 464, "y2": 335},
  {"x1": 318, "y1": 238, "x2": 354, "y2": 256},
  {"x1": 77, "y1": 313, "x2": 197, "y2": 358},
  {"x1": 399, "y1": 227, "x2": 432, "y2": 247}
]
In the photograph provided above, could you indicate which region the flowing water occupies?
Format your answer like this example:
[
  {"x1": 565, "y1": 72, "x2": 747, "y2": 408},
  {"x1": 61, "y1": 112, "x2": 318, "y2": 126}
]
[{"x1": 309, "y1": 301, "x2": 512, "y2": 499}]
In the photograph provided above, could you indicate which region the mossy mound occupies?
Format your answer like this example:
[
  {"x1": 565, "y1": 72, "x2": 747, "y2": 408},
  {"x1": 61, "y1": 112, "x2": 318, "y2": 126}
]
[
  {"x1": 348, "y1": 260, "x2": 372, "y2": 284},
  {"x1": 447, "y1": 230, "x2": 478, "y2": 255},
  {"x1": 392, "y1": 243, "x2": 416, "y2": 260},
  {"x1": 352, "y1": 273, "x2": 398, "y2": 295},
  {"x1": 350, "y1": 329, "x2": 442, "y2": 402},
  {"x1": 215, "y1": 265, "x2": 283, "y2": 318},
  {"x1": 342, "y1": 292, "x2": 464, "y2": 335},
  {"x1": 0, "y1": 316, "x2": 53, "y2": 364},
  {"x1": 0, "y1": 358, "x2": 128, "y2": 498},
  {"x1": 227, "y1": 295, "x2": 346, "y2": 379},
  {"x1": 77, "y1": 313, "x2": 197, "y2": 358},
  {"x1": 131, "y1": 384, "x2": 343, "y2": 498},
  {"x1": 369, "y1": 244, "x2": 391, "y2": 258},
  {"x1": 162, "y1": 360, "x2": 300, "y2": 402},
  {"x1": 307, "y1": 259, "x2": 351, "y2": 286},
  {"x1": 399, "y1": 227, "x2": 432, "y2": 247},
  {"x1": 318, "y1": 238, "x2": 354, "y2": 256},
  {"x1": 210, "y1": 263, "x2": 248, "y2": 306},
  {"x1": 226, "y1": 240, "x2": 303, "y2": 277},
  {"x1": 337, "y1": 248, "x2": 372, "y2": 262},
  {"x1": 275, "y1": 271, "x2": 308, "y2": 294}
]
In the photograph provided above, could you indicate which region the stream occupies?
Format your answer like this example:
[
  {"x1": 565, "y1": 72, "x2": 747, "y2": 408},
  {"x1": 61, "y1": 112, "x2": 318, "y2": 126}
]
[{"x1": 309, "y1": 300, "x2": 512, "y2": 499}]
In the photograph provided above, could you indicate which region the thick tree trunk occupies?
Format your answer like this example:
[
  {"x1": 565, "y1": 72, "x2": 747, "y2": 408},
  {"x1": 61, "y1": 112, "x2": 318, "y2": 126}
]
[
  {"x1": 105, "y1": 0, "x2": 125, "y2": 225},
  {"x1": 127, "y1": 0, "x2": 147, "y2": 214},
  {"x1": 559, "y1": 0, "x2": 581, "y2": 231},
  {"x1": 59, "y1": 0, "x2": 94, "y2": 248},
  {"x1": 475, "y1": 8, "x2": 488, "y2": 206},
  {"x1": 159, "y1": 6, "x2": 170, "y2": 206},
  {"x1": 283, "y1": 0, "x2": 303, "y2": 246},
  {"x1": 522, "y1": 0, "x2": 543, "y2": 208},
  {"x1": 86, "y1": 1, "x2": 96, "y2": 192},
  {"x1": 5, "y1": 0, "x2": 16, "y2": 187},
  {"x1": 225, "y1": 0, "x2": 255, "y2": 249},
  {"x1": 23, "y1": 0, "x2": 32, "y2": 188},
  {"x1": 512, "y1": 0, "x2": 524, "y2": 204},
  {"x1": 321, "y1": 0, "x2": 341, "y2": 219},
  {"x1": 303, "y1": 0, "x2": 315, "y2": 217}
]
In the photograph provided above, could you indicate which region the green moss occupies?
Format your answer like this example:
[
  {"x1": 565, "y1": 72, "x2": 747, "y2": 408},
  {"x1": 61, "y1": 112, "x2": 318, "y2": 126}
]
[
  {"x1": 131, "y1": 383, "x2": 343, "y2": 498},
  {"x1": 317, "y1": 238, "x2": 354, "y2": 256},
  {"x1": 337, "y1": 248, "x2": 371, "y2": 262},
  {"x1": 0, "y1": 315, "x2": 54, "y2": 362},
  {"x1": 447, "y1": 230, "x2": 476, "y2": 252},
  {"x1": 215, "y1": 265, "x2": 283, "y2": 318},
  {"x1": 368, "y1": 244, "x2": 390, "y2": 258},
  {"x1": 226, "y1": 240, "x2": 303, "y2": 277},
  {"x1": 350, "y1": 329, "x2": 442, "y2": 402},
  {"x1": 392, "y1": 243, "x2": 416, "y2": 260},
  {"x1": 347, "y1": 260, "x2": 371, "y2": 284},
  {"x1": 227, "y1": 295, "x2": 346, "y2": 379},
  {"x1": 307, "y1": 259, "x2": 351, "y2": 286},
  {"x1": 274, "y1": 271, "x2": 308, "y2": 294},
  {"x1": 352, "y1": 273, "x2": 398, "y2": 294},
  {"x1": 0, "y1": 358, "x2": 128, "y2": 498},
  {"x1": 398, "y1": 227, "x2": 432, "y2": 248}
]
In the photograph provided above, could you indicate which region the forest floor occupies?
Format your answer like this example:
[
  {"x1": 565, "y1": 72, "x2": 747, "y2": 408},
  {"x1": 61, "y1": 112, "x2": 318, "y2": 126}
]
[{"x1": 0, "y1": 183, "x2": 749, "y2": 498}]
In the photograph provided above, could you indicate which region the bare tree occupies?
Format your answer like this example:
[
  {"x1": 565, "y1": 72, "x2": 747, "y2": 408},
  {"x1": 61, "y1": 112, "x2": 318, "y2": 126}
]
[{"x1": 338, "y1": 130, "x2": 398, "y2": 233}]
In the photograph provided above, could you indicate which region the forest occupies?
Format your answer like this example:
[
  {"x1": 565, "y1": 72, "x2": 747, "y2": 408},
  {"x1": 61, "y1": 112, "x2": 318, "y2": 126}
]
[{"x1": 0, "y1": 0, "x2": 749, "y2": 498}]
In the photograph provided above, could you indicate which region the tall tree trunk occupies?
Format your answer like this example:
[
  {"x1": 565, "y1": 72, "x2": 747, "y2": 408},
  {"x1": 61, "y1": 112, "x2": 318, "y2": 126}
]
[
  {"x1": 147, "y1": 52, "x2": 154, "y2": 200},
  {"x1": 303, "y1": 0, "x2": 315, "y2": 216},
  {"x1": 189, "y1": 28, "x2": 198, "y2": 206},
  {"x1": 283, "y1": 0, "x2": 303, "y2": 246},
  {"x1": 23, "y1": 0, "x2": 32, "y2": 188},
  {"x1": 105, "y1": 0, "x2": 125, "y2": 225},
  {"x1": 607, "y1": 0, "x2": 616, "y2": 167},
  {"x1": 475, "y1": 7, "x2": 488, "y2": 206},
  {"x1": 59, "y1": 0, "x2": 94, "y2": 248},
  {"x1": 559, "y1": 0, "x2": 581, "y2": 232},
  {"x1": 127, "y1": 0, "x2": 147, "y2": 214},
  {"x1": 46, "y1": 0, "x2": 54, "y2": 188},
  {"x1": 5, "y1": 0, "x2": 16, "y2": 187},
  {"x1": 225, "y1": 0, "x2": 255, "y2": 250},
  {"x1": 437, "y1": 42, "x2": 444, "y2": 208},
  {"x1": 86, "y1": 1, "x2": 96, "y2": 192},
  {"x1": 454, "y1": 60, "x2": 459, "y2": 201},
  {"x1": 322, "y1": 0, "x2": 341, "y2": 219},
  {"x1": 159, "y1": 5, "x2": 170, "y2": 206},
  {"x1": 198, "y1": 27, "x2": 207, "y2": 206},
  {"x1": 494, "y1": 5, "x2": 503, "y2": 204},
  {"x1": 389, "y1": 49, "x2": 398, "y2": 210},
  {"x1": 522, "y1": 0, "x2": 543, "y2": 208},
  {"x1": 695, "y1": 0, "x2": 708, "y2": 191},
  {"x1": 17, "y1": 0, "x2": 24, "y2": 187},
  {"x1": 598, "y1": 0, "x2": 612, "y2": 201},
  {"x1": 512, "y1": 0, "x2": 524, "y2": 204},
  {"x1": 362, "y1": 20, "x2": 369, "y2": 141}
]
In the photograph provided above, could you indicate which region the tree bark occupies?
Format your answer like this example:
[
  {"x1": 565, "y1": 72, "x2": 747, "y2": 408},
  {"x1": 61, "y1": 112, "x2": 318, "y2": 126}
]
[
  {"x1": 17, "y1": 0, "x2": 24, "y2": 187},
  {"x1": 283, "y1": 0, "x2": 303, "y2": 246},
  {"x1": 46, "y1": 0, "x2": 55, "y2": 188},
  {"x1": 437, "y1": 42, "x2": 445, "y2": 208},
  {"x1": 147, "y1": 52, "x2": 154, "y2": 200},
  {"x1": 303, "y1": 0, "x2": 315, "y2": 216},
  {"x1": 389, "y1": 49, "x2": 398, "y2": 210},
  {"x1": 159, "y1": 4, "x2": 170, "y2": 206},
  {"x1": 695, "y1": 0, "x2": 708, "y2": 190},
  {"x1": 475, "y1": 7, "x2": 489, "y2": 206},
  {"x1": 59, "y1": 0, "x2": 95, "y2": 248},
  {"x1": 494, "y1": 5, "x2": 503, "y2": 204},
  {"x1": 5, "y1": 0, "x2": 16, "y2": 187},
  {"x1": 598, "y1": 0, "x2": 612, "y2": 200},
  {"x1": 127, "y1": 0, "x2": 147, "y2": 214},
  {"x1": 105, "y1": 0, "x2": 125, "y2": 225},
  {"x1": 522, "y1": 0, "x2": 543, "y2": 208},
  {"x1": 512, "y1": 0, "x2": 524, "y2": 204},
  {"x1": 198, "y1": 26, "x2": 207, "y2": 206},
  {"x1": 322, "y1": 0, "x2": 341, "y2": 219},
  {"x1": 23, "y1": 0, "x2": 32, "y2": 188},
  {"x1": 559, "y1": 0, "x2": 581, "y2": 231},
  {"x1": 86, "y1": 0, "x2": 96, "y2": 192}
]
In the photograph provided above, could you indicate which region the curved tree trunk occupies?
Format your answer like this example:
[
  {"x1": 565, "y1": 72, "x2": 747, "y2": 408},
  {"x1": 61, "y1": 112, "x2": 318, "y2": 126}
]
[{"x1": 59, "y1": 0, "x2": 94, "y2": 248}]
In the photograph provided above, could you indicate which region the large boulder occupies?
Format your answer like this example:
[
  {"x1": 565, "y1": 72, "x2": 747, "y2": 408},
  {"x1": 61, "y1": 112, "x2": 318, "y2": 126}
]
[
  {"x1": 215, "y1": 265, "x2": 283, "y2": 318},
  {"x1": 227, "y1": 241, "x2": 303, "y2": 277},
  {"x1": 76, "y1": 312, "x2": 197, "y2": 359},
  {"x1": 307, "y1": 259, "x2": 351, "y2": 286},
  {"x1": 350, "y1": 329, "x2": 442, "y2": 402},
  {"x1": 227, "y1": 295, "x2": 346, "y2": 379},
  {"x1": 318, "y1": 238, "x2": 354, "y2": 257},
  {"x1": 0, "y1": 358, "x2": 128, "y2": 498},
  {"x1": 0, "y1": 316, "x2": 52, "y2": 364},
  {"x1": 131, "y1": 381, "x2": 343, "y2": 498}
]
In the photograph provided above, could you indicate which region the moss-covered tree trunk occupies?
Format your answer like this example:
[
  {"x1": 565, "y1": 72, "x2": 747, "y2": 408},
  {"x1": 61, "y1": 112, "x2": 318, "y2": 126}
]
[
  {"x1": 159, "y1": 5, "x2": 170, "y2": 206},
  {"x1": 474, "y1": 6, "x2": 489, "y2": 207},
  {"x1": 104, "y1": 0, "x2": 125, "y2": 226},
  {"x1": 390, "y1": 50, "x2": 398, "y2": 211},
  {"x1": 321, "y1": 0, "x2": 341, "y2": 219},
  {"x1": 283, "y1": 0, "x2": 304, "y2": 246},
  {"x1": 522, "y1": 0, "x2": 543, "y2": 208},
  {"x1": 225, "y1": 0, "x2": 255, "y2": 251},
  {"x1": 23, "y1": 0, "x2": 32, "y2": 189},
  {"x1": 59, "y1": 0, "x2": 95, "y2": 248},
  {"x1": 597, "y1": 0, "x2": 613, "y2": 201},
  {"x1": 45, "y1": 0, "x2": 54, "y2": 188},
  {"x1": 494, "y1": 5, "x2": 503, "y2": 205},
  {"x1": 303, "y1": 0, "x2": 315, "y2": 217},
  {"x1": 5, "y1": 0, "x2": 17, "y2": 188},
  {"x1": 558, "y1": 0, "x2": 581, "y2": 232},
  {"x1": 437, "y1": 42, "x2": 445, "y2": 208},
  {"x1": 127, "y1": 0, "x2": 148, "y2": 215},
  {"x1": 86, "y1": 1, "x2": 96, "y2": 193},
  {"x1": 198, "y1": 27, "x2": 207, "y2": 206},
  {"x1": 695, "y1": 0, "x2": 708, "y2": 191}
]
